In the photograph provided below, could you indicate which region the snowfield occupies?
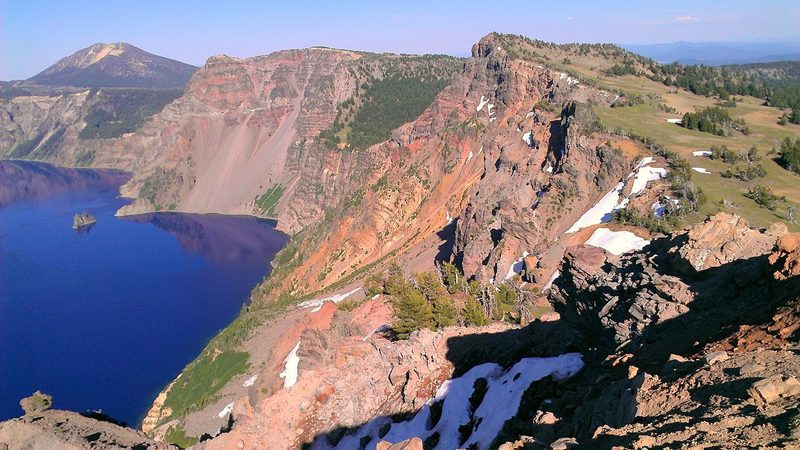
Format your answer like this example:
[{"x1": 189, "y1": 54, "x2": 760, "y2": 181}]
[
  {"x1": 217, "y1": 402, "x2": 234, "y2": 418},
  {"x1": 631, "y1": 165, "x2": 667, "y2": 196},
  {"x1": 692, "y1": 150, "x2": 712, "y2": 157},
  {"x1": 522, "y1": 131, "x2": 533, "y2": 146},
  {"x1": 566, "y1": 158, "x2": 666, "y2": 233},
  {"x1": 584, "y1": 228, "x2": 650, "y2": 255},
  {"x1": 242, "y1": 374, "x2": 258, "y2": 387},
  {"x1": 543, "y1": 269, "x2": 561, "y2": 291},
  {"x1": 692, "y1": 167, "x2": 711, "y2": 174},
  {"x1": 566, "y1": 182, "x2": 626, "y2": 233},
  {"x1": 313, "y1": 354, "x2": 584, "y2": 450}
]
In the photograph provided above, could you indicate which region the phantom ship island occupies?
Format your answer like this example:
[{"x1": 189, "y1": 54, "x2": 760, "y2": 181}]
[{"x1": 72, "y1": 212, "x2": 96, "y2": 230}]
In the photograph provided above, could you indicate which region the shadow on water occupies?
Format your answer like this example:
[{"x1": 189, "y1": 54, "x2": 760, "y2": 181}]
[
  {"x1": 0, "y1": 160, "x2": 289, "y2": 426},
  {"x1": 0, "y1": 160, "x2": 129, "y2": 208},
  {"x1": 121, "y1": 213, "x2": 287, "y2": 265}
]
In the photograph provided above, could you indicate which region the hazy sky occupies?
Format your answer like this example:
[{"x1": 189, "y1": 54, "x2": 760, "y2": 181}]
[{"x1": 2, "y1": 0, "x2": 799, "y2": 80}]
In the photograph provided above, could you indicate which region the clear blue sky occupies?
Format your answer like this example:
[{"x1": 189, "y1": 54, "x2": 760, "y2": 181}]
[{"x1": 2, "y1": 0, "x2": 799, "y2": 80}]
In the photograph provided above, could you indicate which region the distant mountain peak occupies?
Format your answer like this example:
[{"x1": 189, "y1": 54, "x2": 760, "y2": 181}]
[
  {"x1": 69, "y1": 42, "x2": 131, "y2": 68},
  {"x1": 29, "y1": 42, "x2": 198, "y2": 89}
]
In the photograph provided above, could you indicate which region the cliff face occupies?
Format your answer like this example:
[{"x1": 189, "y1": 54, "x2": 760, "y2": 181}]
[
  {"x1": 111, "y1": 48, "x2": 368, "y2": 220},
  {"x1": 451, "y1": 47, "x2": 631, "y2": 283},
  {"x1": 0, "y1": 90, "x2": 94, "y2": 163},
  {"x1": 269, "y1": 33, "x2": 633, "y2": 295},
  {"x1": 2, "y1": 49, "x2": 461, "y2": 237}
]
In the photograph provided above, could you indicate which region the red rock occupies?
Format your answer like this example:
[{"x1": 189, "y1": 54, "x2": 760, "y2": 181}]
[
  {"x1": 769, "y1": 233, "x2": 800, "y2": 280},
  {"x1": 672, "y1": 213, "x2": 787, "y2": 273},
  {"x1": 376, "y1": 437, "x2": 424, "y2": 450},
  {"x1": 314, "y1": 385, "x2": 335, "y2": 404}
]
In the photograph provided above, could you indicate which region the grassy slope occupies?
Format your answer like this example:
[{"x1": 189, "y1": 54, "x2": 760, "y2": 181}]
[
  {"x1": 511, "y1": 39, "x2": 799, "y2": 230},
  {"x1": 593, "y1": 75, "x2": 800, "y2": 230}
]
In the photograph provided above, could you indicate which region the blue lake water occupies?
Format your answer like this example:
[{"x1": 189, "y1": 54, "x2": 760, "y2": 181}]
[{"x1": 0, "y1": 161, "x2": 287, "y2": 426}]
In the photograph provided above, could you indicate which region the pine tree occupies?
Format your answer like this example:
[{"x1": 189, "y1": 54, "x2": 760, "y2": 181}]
[
  {"x1": 463, "y1": 298, "x2": 488, "y2": 327},
  {"x1": 791, "y1": 109, "x2": 800, "y2": 125},
  {"x1": 364, "y1": 273, "x2": 385, "y2": 297},
  {"x1": 391, "y1": 289, "x2": 434, "y2": 339},
  {"x1": 432, "y1": 296, "x2": 458, "y2": 329},
  {"x1": 414, "y1": 272, "x2": 448, "y2": 300},
  {"x1": 440, "y1": 261, "x2": 462, "y2": 294}
]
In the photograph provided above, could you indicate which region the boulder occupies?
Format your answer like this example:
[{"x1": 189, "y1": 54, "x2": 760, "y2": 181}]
[
  {"x1": 748, "y1": 375, "x2": 800, "y2": 406},
  {"x1": 550, "y1": 437, "x2": 579, "y2": 449},
  {"x1": 704, "y1": 351, "x2": 729, "y2": 365},
  {"x1": 670, "y1": 213, "x2": 786, "y2": 274},
  {"x1": 376, "y1": 437, "x2": 424, "y2": 450},
  {"x1": 533, "y1": 410, "x2": 559, "y2": 425},
  {"x1": 769, "y1": 233, "x2": 800, "y2": 280}
]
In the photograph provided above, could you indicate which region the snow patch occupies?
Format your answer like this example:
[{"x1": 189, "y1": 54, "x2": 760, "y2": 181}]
[
  {"x1": 466, "y1": 150, "x2": 474, "y2": 162},
  {"x1": 476, "y1": 95, "x2": 489, "y2": 112},
  {"x1": 504, "y1": 251, "x2": 530, "y2": 280},
  {"x1": 477, "y1": 145, "x2": 483, "y2": 154},
  {"x1": 567, "y1": 158, "x2": 665, "y2": 233},
  {"x1": 633, "y1": 156, "x2": 656, "y2": 171},
  {"x1": 314, "y1": 354, "x2": 584, "y2": 450},
  {"x1": 666, "y1": 118, "x2": 682, "y2": 124},
  {"x1": 522, "y1": 131, "x2": 533, "y2": 146},
  {"x1": 542, "y1": 270, "x2": 560, "y2": 291},
  {"x1": 630, "y1": 166, "x2": 667, "y2": 196},
  {"x1": 446, "y1": 211, "x2": 453, "y2": 225},
  {"x1": 692, "y1": 167, "x2": 711, "y2": 174},
  {"x1": 279, "y1": 341, "x2": 301, "y2": 389},
  {"x1": 525, "y1": 111, "x2": 535, "y2": 119},
  {"x1": 362, "y1": 324, "x2": 389, "y2": 342},
  {"x1": 566, "y1": 182, "x2": 626, "y2": 233},
  {"x1": 584, "y1": 228, "x2": 650, "y2": 255},
  {"x1": 692, "y1": 150, "x2": 712, "y2": 157},
  {"x1": 299, "y1": 287, "x2": 362, "y2": 312},
  {"x1": 242, "y1": 374, "x2": 258, "y2": 387},
  {"x1": 217, "y1": 402, "x2": 234, "y2": 418},
  {"x1": 559, "y1": 72, "x2": 567, "y2": 80}
]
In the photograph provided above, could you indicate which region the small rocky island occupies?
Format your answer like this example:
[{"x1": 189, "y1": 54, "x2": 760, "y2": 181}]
[{"x1": 72, "y1": 212, "x2": 96, "y2": 229}]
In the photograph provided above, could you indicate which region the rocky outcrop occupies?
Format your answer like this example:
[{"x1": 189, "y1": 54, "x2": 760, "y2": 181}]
[
  {"x1": 550, "y1": 213, "x2": 790, "y2": 356},
  {"x1": 451, "y1": 34, "x2": 632, "y2": 283},
  {"x1": 771, "y1": 232, "x2": 800, "y2": 280},
  {"x1": 543, "y1": 218, "x2": 800, "y2": 447},
  {"x1": 0, "y1": 408, "x2": 174, "y2": 449},
  {"x1": 669, "y1": 212, "x2": 788, "y2": 274}
]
